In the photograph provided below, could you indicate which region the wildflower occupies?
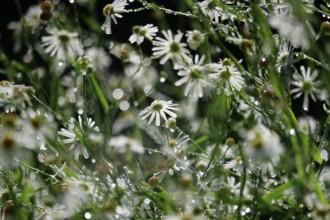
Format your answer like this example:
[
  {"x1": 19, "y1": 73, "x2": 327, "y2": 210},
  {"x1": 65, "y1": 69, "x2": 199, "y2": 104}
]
[
  {"x1": 0, "y1": 129, "x2": 27, "y2": 169},
  {"x1": 125, "y1": 63, "x2": 158, "y2": 90},
  {"x1": 244, "y1": 124, "x2": 283, "y2": 164},
  {"x1": 139, "y1": 100, "x2": 178, "y2": 126},
  {"x1": 276, "y1": 41, "x2": 292, "y2": 71},
  {"x1": 111, "y1": 43, "x2": 140, "y2": 64},
  {"x1": 206, "y1": 58, "x2": 245, "y2": 95},
  {"x1": 291, "y1": 66, "x2": 321, "y2": 111},
  {"x1": 109, "y1": 135, "x2": 144, "y2": 154},
  {"x1": 101, "y1": 0, "x2": 128, "y2": 35},
  {"x1": 175, "y1": 55, "x2": 210, "y2": 100},
  {"x1": 85, "y1": 47, "x2": 112, "y2": 73},
  {"x1": 20, "y1": 108, "x2": 56, "y2": 149},
  {"x1": 268, "y1": 4, "x2": 312, "y2": 49},
  {"x1": 58, "y1": 115, "x2": 99, "y2": 160},
  {"x1": 186, "y1": 30, "x2": 205, "y2": 50},
  {"x1": 0, "y1": 81, "x2": 35, "y2": 112},
  {"x1": 152, "y1": 30, "x2": 190, "y2": 68},
  {"x1": 41, "y1": 28, "x2": 83, "y2": 61},
  {"x1": 197, "y1": 0, "x2": 226, "y2": 23},
  {"x1": 298, "y1": 116, "x2": 318, "y2": 135},
  {"x1": 129, "y1": 24, "x2": 158, "y2": 45}
]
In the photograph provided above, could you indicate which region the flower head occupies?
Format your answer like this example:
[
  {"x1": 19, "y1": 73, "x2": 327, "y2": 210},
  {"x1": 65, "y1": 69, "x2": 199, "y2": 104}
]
[
  {"x1": 139, "y1": 100, "x2": 178, "y2": 126},
  {"x1": 41, "y1": 28, "x2": 83, "y2": 61},
  {"x1": 85, "y1": 47, "x2": 112, "y2": 73},
  {"x1": 152, "y1": 30, "x2": 190, "y2": 68},
  {"x1": 186, "y1": 30, "x2": 205, "y2": 50},
  {"x1": 206, "y1": 58, "x2": 245, "y2": 95},
  {"x1": 291, "y1": 66, "x2": 321, "y2": 111},
  {"x1": 101, "y1": 0, "x2": 128, "y2": 35},
  {"x1": 197, "y1": 0, "x2": 227, "y2": 23},
  {"x1": 109, "y1": 135, "x2": 144, "y2": 154},
  {"x1": 175, "y1": 55, "x2": 210, "y2": 100},
  {"x1": 244, "y1": 124, "x2": 283, "y2": 164},
  {"x1": 58, "y1": 115, "x2": 99, "y2": 160},
  {"x1": 129, "y1": 24, "x2": 158, "y2": 45}
]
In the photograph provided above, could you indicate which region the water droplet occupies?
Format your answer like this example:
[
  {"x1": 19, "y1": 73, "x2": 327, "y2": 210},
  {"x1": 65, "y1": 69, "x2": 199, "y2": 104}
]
[
  {"x1": 160, "y1": 77, "x2": 165, "y2": 82},
  {"x1": 321, "y1": 149, "x2": 328, "y2": 161},
  {"x1": 112, "y1": 88, "x2": 124, "y2": 100},
  {"x1": 289, "y1": 129, "x2": 295, "y2": 136},
  {"x1": 84, "y1": 212, "x2": 91, "y2": 219},
  {"x1": 119, "y1": 101, "x2": 130, "y2": 111},
  {"x1": 144, "y1": 198, "x2": 150, "y2": 205},
  {"x1": 58, "y1": 61, "x2": 64, "y2": 66},
  {"x1": 69, "y1": 0, "x2": 74, "y2": 3}
]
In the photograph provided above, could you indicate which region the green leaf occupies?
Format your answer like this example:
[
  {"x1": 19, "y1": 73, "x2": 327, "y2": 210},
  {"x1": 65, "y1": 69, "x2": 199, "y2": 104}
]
[
  {"x1": 88, "y1": 74, "x2": 110, "y2": 112},
  {"x1": 262, "y1": 181, "x2": 293, "y2": 202},
  {"x1": 310, "y1": 172, "x2": 327, "y2": 204}
]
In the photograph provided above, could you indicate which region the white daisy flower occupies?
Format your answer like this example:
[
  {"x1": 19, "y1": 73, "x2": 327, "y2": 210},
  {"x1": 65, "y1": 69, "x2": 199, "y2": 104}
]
[
  {"x1": 0, "y1": 81, "x2": 35, "y2": 112},
  {"x1": 58, "y1": 115, "x2": 99, "y2": 160},
  {"x1": 0, "y1": 129, "x2": 28, "y2": 169},
  {"x1": 152, "y1": 30, "x2": 190, "y2": 68},
  {"x1": 20, "y1": 108, "x2": 56, "y2": 150},
  {"x1": 111, "y1": 43, "x2": 140, "y2": 64},
  {"x1": 206, "y1": 58, "x2": 245, "y2": 95},
  {"x1": 276, "y1": 40, "x2": 292, "y2": 71},
  {"x1": 101, "y1": 0, "x2": 128, "y2": 35},
  {"x1": 85, "y1": 47, "x2": 112, "y2": 73},
  {"x1": 129, "y1": 24, "x2": 158, "y2": 45},
  {"x1": 109, "y1": 135, "x2": 144, "y2": 154},
  {"x1": 186, "y1": 30, "x2": 205, "y2": 50},
  {"x1": 291, "y1": 66, "x2": 321, "y2": 111},
  {"x1": 197, "y1": 0, "x2": 226, "y2": 23},
  {"x1": 175, "y1": 55, "x2": 210, "y2": 100},
  {"x1": 139, "y1": 100, "x2": 178, "y2": 126},
  {"x1": 41, "y1": 28, "x2": 83, "y2": 61},
  {"x1": 244, "y1": 124, "x2": 283, "y2": 164},
  {"x1": 298, "y1": 116, "x2": 318, "y2": 135}
]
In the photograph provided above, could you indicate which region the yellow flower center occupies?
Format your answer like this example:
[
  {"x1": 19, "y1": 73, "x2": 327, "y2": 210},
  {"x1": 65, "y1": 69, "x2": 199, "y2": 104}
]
[
  {"x1": 252, "y1": 133, "x2": 263, "y2": 150},
  {"x1": 169, "y1": 42, "x2": 180, "y2": 53},
  {"x1": 302, "y1": 80, "x2": 313, "y2": 93},
  {"x1": 152, "y1": 103, "x2": 163, "y2": 111},
  {"x1": 220, "y1": 69, "x2": 231, "y2": 80},
  {"x1": 103, "y1": 4, "x2": 113, "y2": 17},
  {"x1": 189, "y1": 67, "x2": 202, "y2": 80}
]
